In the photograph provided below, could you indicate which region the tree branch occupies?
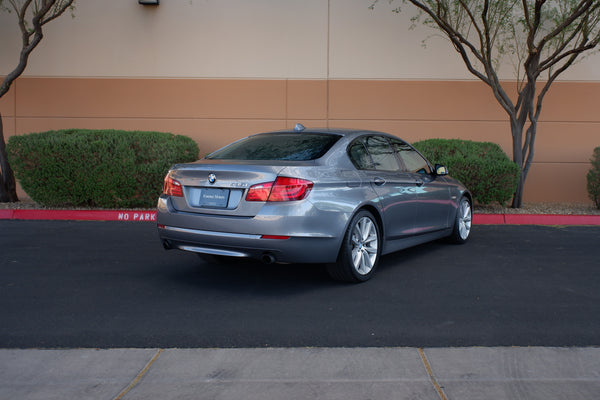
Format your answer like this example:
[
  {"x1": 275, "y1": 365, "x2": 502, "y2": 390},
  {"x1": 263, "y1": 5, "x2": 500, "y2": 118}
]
[
  {"x1": 0, "y1": 0, "x2": 74, "y2": 98},
  {"x1": 408, "y1": 0, "x2": 517, "y2": 115},
  {"x1": 40, "y1": 0, "x2": 73, "y2": 25},
  {"x1": 536, "y1": 0, "x2": 595, "y2": 50}
]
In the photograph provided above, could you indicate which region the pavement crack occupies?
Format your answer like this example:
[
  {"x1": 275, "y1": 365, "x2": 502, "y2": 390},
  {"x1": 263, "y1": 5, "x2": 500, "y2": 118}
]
[
  {"x1": 113, "y1": 348, "x2": 163, "y2": 400},
  {"x1": 419, "y1": 348, "x2": 448, "y2": 400}
]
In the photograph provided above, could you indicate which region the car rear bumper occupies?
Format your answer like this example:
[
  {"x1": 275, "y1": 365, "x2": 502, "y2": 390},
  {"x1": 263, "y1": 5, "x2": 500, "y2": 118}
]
[
  {"x1": 158, "y1": 225, "x2": 341, "y2": 263},
  {"x1": 156, "y1": 197, "x2": 345, "y2": 264}
]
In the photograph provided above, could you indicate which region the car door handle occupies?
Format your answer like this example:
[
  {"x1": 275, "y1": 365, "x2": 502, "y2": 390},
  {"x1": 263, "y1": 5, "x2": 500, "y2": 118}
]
[
  {"x1": 373, "y1": 177, "x2": 386, "y2": 186},
  {"x1": 415, "y1": 178, "x2": 424, "y2": 187}
]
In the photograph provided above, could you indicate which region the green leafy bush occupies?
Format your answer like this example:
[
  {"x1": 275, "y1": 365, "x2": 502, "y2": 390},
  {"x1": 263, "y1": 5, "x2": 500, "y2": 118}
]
[
  {"x1": 7, "y1": 129, "x2": 199, "y2": 208},
  {"x1": 413, "y1": 139, "x2": 520, "y2": 205},
  {"x1": 587, "y1": 147, "x2": 600, "y2": 209}
]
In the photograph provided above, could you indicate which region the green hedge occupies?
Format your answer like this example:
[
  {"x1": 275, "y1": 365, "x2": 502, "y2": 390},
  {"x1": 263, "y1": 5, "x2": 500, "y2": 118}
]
[
  {"x1": 413, "y1": 139, "x2": 520, "y2": 206},
  {"x1": 588, "y1": 147, "x2": 600, "y2": 209},
  {"x1": 7, "y1": 129, "x2": 199, "y2": 208}
]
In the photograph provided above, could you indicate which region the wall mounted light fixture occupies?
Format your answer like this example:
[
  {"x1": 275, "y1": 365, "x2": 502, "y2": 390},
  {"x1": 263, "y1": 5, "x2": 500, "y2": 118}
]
[{"x1": 138, "y1": 0, "x2": 159, "y2": 5}]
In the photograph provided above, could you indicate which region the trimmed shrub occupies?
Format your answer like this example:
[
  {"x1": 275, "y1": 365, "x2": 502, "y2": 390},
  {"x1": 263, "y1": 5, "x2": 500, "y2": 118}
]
[
  {"x1": 413, "y1": 139, "x2": 520, "y2": 206},
  {"x1": 587, "y1": 147, "x2": 600, "y2": 209},
  {"x1": 7, "y1": 129, "x2": 199, "y2": 208}
]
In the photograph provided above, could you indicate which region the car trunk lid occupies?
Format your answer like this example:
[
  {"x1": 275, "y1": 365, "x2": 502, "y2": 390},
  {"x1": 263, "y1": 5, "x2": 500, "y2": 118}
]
[{"x1": 167, "y1": 161, "x2": 285, "y2": 217}]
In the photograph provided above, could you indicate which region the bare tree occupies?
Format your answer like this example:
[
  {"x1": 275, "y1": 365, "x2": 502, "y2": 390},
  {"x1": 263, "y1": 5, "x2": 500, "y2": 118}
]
[
  {"x1": 373, "y1": 0, "x2": 600, "y2": 207},
  {"x1": 0, "y1": 0, "x2": 75, "y2": 202}
]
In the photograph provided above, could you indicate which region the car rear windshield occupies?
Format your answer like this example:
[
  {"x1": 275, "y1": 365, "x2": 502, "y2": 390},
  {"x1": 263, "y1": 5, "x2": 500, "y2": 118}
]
[{"x1": 206, "y1": 133, "x2": 341, "y2": 161}]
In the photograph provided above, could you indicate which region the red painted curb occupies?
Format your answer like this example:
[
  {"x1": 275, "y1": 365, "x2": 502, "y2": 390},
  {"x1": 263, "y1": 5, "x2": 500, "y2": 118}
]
[
  {"x1": 474, "y1": 213, "x2": 600, "y2": 225},
  {"x1": 503, "y1": 214, "x2": 600, "y2": 226},
  {"x1": 1, "y1": 210, "x2": 599, "y2": 225},
  {"x1": 4, "y1": 210, "x2": 156, "y2": 222},
  {"x1": 0, "y1": 209, "x2": 14, "y2": 219},
  {"x1": 473, "y1": 214, "x2": 505, "y2": 225}
]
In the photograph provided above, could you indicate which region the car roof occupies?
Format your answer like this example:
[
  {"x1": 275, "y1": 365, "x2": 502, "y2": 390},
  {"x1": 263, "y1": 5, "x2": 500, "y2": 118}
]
[{"x1": 260, "y1": 127, "x2": 394, "y2": 139}]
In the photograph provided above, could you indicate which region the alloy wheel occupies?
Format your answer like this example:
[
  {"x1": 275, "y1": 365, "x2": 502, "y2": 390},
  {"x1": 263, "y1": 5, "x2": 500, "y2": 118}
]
[
  {"x1": 350, "y1": 216, "x2": 379, "y2": 275},
  {"x1": 458, "y1": 198, "x2": 472, "y2": 240}
]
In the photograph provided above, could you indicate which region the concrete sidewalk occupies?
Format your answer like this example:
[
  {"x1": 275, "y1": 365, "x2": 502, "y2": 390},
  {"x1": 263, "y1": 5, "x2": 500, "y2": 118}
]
[{"x1": 1, "y1": 347, "x2": 598, "y2": 400}]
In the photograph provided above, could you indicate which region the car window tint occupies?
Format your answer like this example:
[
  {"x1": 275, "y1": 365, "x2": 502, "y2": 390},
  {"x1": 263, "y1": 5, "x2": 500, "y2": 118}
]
[
  {"x1": 348, "y1": 141, "x2": 374, "y2": 170},
  {"x1": 365, "y1": 136, "x2": 401, "y2": 171},
  {"x1": 390, "y1": 139, "x2": 431, "y2": 174},
  {"x1": 206, "y1": 133, "x2": 341, "y2": 161}
]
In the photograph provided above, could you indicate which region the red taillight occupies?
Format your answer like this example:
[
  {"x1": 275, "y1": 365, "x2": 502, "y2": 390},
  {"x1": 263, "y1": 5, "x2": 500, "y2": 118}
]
[
  {"x1": 246, "y1": 176, "x2": 313, "y2": 202},
  {"x1": 163, "y1": 175, "x2": 183, "y2": 197},
  {"x1": 245, "y1": 181, "x2": 274, "y2": 202},
  {"x1": 269, "y1": 177, "x2": 313, "y2": 201}
]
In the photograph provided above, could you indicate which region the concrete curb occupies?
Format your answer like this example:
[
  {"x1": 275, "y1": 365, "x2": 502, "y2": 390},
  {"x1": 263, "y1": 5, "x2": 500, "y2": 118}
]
[{"x1": 1, "y1": 209, "x2": 600, "y2": 225}]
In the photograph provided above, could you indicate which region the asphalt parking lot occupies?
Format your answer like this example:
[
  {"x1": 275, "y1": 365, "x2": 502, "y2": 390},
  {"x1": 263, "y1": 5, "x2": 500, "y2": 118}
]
[
  {"x1": 1, "y1": 221, "x2": 599, "y2": 348},
  {"x1": 1, "y1": 221, "x2": 599, "y2": 399}
]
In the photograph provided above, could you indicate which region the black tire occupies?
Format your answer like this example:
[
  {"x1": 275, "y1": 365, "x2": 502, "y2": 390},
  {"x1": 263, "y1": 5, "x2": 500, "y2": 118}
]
[
  {"x1": 327, "y1": 210, "x2": 381, "y2": 283},
  {"x1": 448, "y1": 196, "x2": 472, "y2": 244}
]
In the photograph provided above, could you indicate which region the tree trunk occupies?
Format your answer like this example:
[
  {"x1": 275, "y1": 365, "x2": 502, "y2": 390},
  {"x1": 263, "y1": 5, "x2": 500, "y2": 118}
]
[
  {"x1": 512, "y1": 175, "x2": 525, "y2": 208},
  {"x1": 0, "y1": 113, "x2": 19, "y2": 203},
  {"x1": 509, "y1": 116, "x2": 525, "y2": 208},
  {"x1": 509, "y1": 108, "x2": 537, "y2": 209}
]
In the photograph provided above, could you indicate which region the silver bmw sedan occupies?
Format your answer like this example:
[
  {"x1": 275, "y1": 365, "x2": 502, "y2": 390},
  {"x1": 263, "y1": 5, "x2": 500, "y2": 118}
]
[{"x1": 157, "y1": 125, "x2": 472, "y2": 282}]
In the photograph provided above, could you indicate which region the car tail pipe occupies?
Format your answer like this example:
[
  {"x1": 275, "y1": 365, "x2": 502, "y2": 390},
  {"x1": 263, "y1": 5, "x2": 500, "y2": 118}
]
[{"x1": 260, "y1": 253, "x2": 277, "y2": 264}]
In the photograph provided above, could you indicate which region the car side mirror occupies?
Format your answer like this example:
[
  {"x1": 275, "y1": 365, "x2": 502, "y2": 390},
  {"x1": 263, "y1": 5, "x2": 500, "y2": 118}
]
[{"x1": 435, "y1": 164, "x2": 449, "y2": 176}]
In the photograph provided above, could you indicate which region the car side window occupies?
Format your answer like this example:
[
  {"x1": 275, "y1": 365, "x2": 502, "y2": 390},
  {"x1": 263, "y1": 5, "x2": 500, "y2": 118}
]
[
  {"x1": 348, "y1": 141, "x2": 374, "y2": 170},
  {"x1": 365, "y1": 136, "x2": 401, "y2": 171},
  {"x1": 390, "y1": 139, "x2": 431, "y2": 174}
]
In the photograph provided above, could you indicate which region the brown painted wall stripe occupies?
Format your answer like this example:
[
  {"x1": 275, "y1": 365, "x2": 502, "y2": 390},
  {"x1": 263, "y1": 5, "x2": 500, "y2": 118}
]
[{"x1": 1, "y1": 77, "x2": 597, "y2": 204}]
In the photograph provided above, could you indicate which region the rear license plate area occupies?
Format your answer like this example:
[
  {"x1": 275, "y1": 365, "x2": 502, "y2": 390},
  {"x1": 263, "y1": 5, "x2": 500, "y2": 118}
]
[{"x1": 190, "y1": 188, "x2": 230, "y2": 208}]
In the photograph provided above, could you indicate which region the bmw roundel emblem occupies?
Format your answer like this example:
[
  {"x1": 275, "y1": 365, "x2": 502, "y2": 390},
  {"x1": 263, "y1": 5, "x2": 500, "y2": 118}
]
[{"x1": 208, "y1": 173, "x2": 217, "y2": 184}]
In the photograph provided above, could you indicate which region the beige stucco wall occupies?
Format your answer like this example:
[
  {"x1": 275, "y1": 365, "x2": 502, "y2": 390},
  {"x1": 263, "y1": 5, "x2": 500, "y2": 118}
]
[
  {"x1": 0, "y1": 0, "x2": 329, "y2": 79},
  {"x1": 3, "y1": 0, "x2": 600, "y2": 80},
  {"x1": 1, "y1": 0, "x2": 599, "y2": 204}
]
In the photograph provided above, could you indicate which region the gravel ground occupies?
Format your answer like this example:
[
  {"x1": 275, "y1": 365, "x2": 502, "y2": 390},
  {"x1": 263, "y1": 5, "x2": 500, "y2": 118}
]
[
  {"x1": 1, "y1": 200, "x2": 599, "y2": 215},
  {"x1": 0, "y1": 200, "x2": 151, "y2": 212}
]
